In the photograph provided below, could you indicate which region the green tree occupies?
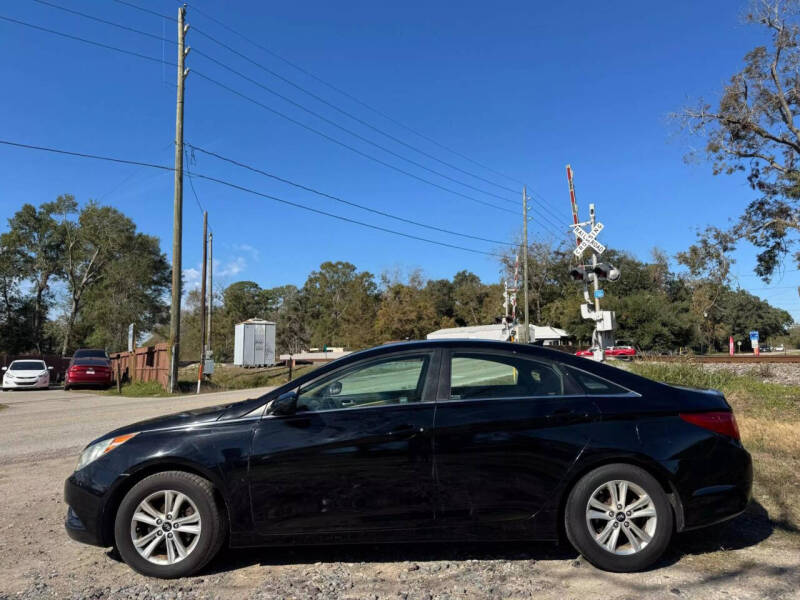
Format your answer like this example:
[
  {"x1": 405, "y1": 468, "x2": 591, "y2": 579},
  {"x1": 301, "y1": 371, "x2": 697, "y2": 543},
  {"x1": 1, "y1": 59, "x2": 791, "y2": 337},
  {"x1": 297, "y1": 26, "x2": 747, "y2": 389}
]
[
  {"x1": 678, "y1": 1, "x2": 800, "y2": 281},
  {"x1": 1, "y1": 199, "x2": 67, "y2": 351},
  {"x1": 375, "y1": 270, "x2": 438, "y2": 341},
  {"x1": 302, "y1": 261, "x2": 378, "y2": 349}
]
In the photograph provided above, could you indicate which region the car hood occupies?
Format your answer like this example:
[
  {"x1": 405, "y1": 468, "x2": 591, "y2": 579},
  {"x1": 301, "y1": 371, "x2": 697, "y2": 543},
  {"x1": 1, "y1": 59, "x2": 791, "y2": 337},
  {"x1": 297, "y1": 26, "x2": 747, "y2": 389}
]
[{"x1": 90, "y1": 396, "x2": 266, "y2": 445}]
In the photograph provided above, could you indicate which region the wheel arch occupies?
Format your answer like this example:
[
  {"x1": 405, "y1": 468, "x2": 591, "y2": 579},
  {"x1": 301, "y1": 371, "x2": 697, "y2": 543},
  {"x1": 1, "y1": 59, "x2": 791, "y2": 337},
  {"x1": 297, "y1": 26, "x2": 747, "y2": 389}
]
[
  {"x1": 555, "y1": 454, "x2": 685, "y2": 541},
  {"x1": 100, "y1": 458, "x2": 231, "y2": 547}
]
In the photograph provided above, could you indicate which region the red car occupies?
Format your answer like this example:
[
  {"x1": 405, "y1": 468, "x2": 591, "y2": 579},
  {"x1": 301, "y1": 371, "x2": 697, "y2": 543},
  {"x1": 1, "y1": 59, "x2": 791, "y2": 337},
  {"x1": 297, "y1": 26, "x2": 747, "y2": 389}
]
[
  {"x1": 575, "y1": 345, "x2": 637, "y2": 359},
  {"x1": 65, "y1": 349, "x2": 112, "y2": 390}
]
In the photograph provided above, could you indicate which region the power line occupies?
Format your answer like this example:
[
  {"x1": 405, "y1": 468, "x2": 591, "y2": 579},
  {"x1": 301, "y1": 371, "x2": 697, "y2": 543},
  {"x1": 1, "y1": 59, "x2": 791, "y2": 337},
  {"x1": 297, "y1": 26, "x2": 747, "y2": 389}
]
[
  {"x1": 182, "y1": 0, "x2": 525, "y2": 187},
  {"x1": 112, "y1": 0, "x2": 566, "y2": 225},
  {"x1": 1, "y1": 12, "x2": 519, "y2": 217},
  {"x1": 0, "y1": 139, "x2": 503, "y2": 258},
  {"x1": 6, "y1": 7, "x2": 568, "y2": 234},
  {"x1": 185, "y1": 143, "x2": 514, "y2": 247},
  {"x1": 190, "y1": 25, "x2": 521, "y2": 196},
  {"x1": 30, "y1": 0, "x2": 172, "y2": 44},
  {"x1": 112, "y1": 0, "x2": 175, "y2": 22},
  {"x1": 0, "y1": 13, "x2": 168, "y2": 66},
  {"x1": 190, "y1": 47, "x2": 517, "y2": 205},
  {"x1": 190, "y1": 69, "x2": 520, "y2": 216}
]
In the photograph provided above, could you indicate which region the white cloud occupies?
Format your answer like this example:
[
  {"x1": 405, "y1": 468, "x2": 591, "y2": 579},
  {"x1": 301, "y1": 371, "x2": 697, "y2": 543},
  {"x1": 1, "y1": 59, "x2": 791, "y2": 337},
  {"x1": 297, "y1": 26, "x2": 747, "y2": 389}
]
[{"x1": 217, "y1": 256, "x2": 247, "y2": 277}]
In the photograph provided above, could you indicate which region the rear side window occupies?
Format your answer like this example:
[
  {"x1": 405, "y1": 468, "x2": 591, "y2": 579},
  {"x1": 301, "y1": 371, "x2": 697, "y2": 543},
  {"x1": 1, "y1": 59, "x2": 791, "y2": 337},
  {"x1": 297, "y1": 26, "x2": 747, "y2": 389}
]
[
  {"x1": 562, "y1": 365, "x2": 630, "y2": 395},
  {"x1": 449, "y1": 354, "x2": 564, "y2": 400}
]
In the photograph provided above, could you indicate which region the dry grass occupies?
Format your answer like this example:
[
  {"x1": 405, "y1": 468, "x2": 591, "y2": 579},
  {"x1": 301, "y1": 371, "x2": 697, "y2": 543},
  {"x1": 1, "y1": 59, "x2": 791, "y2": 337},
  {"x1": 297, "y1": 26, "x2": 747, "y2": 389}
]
[{"x1": 629, "y1": 362, "x2": 800, "y2": 535}]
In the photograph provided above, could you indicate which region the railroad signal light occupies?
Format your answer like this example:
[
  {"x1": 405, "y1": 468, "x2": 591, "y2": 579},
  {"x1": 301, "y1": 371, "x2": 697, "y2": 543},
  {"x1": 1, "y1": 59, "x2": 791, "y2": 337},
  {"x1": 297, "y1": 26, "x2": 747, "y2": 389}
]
[
  {"x1": 593, "y1": 263, "x2": 620, "y2": 282},
  {"x1": 569, "y1": 265, "x2": 591, "y2": 282}
]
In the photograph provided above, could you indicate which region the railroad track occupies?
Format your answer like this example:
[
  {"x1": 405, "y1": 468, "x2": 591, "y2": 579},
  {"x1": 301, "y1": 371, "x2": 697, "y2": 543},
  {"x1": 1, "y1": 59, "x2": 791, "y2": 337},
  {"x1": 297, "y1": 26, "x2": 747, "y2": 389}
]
[{"x1": 636, "y1": 355, "x2": 800, "y2": 364}]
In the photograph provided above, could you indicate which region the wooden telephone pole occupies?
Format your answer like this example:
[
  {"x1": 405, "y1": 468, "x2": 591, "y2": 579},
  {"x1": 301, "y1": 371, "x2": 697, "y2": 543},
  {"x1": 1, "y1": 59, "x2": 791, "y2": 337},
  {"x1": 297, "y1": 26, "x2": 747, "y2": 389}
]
[
  {"x1": 521, "y1": 186, "x2": 529, "y2": 344},
  {"x1": 169, "y1": 5, "x2": 189, "y2": 393},
  {"x1": 207, "y1": 230, "x2": 213, "y2": 355},
  {"x1": 197, "y1": 211, "x2": 207, "y2": 394}
]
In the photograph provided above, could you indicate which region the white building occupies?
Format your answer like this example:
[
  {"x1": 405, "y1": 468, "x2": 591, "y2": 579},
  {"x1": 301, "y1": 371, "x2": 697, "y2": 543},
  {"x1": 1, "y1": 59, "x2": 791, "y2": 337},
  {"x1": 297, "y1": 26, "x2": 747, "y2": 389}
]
[{"x1": 426, "y1": 323, "x2": 570, "y2": 345}]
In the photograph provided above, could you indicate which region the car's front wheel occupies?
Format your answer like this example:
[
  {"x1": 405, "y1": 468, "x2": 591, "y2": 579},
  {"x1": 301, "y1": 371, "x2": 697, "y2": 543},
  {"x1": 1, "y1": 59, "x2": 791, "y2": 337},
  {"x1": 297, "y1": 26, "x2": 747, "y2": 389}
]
[
  {"x1": 565, "y1": 463, "x2": 673, "y2": 572},
  {"x1": 114, "y1": 471, "x2": 226, "y2": 578}
]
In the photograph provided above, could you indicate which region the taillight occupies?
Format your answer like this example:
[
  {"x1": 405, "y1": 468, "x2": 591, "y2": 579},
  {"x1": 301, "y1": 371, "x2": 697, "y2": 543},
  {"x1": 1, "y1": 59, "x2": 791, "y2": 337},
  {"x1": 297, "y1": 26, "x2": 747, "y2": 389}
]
[{"x1": 679, "y1": 411, "x2": 740, "y2": 441}]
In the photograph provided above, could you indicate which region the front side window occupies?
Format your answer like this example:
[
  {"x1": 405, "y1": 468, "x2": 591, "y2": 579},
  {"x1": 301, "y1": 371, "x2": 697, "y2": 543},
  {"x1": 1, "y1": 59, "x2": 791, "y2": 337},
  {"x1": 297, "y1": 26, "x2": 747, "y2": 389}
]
[
  {"x1": 297, "y1": 355, "x2": 429, "y2": 412},
  {"x1": 449, "y1": 354, "x2": 564, "y2": 400}
]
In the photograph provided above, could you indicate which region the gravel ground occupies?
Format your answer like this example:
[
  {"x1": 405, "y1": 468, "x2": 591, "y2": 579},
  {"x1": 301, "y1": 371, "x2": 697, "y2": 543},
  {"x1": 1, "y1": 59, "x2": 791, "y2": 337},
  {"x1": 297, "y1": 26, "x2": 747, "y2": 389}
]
[
  {"x1": 698, "y1": 362, "x2": 800, "y2": 386},
  {"x1": 1, "y1": 388, "x2": 798, "y2": 600}
]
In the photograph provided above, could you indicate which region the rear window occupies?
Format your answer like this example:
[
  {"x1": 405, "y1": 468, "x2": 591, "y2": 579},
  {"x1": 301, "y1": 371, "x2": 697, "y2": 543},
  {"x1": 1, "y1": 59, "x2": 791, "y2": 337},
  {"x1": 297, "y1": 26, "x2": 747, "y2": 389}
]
[
  {"x1": 74, "y1": 349, "x2": 108, "y2": 359},
  {"x1": 72, "y1": 358, "x2": 110, "y2": 367},
  {"x1": 562, "y1": 365, "x2": 631, "y2": 395},
  {"x1": 9, "y1": 361, "x2": 46, "y2": 371}
]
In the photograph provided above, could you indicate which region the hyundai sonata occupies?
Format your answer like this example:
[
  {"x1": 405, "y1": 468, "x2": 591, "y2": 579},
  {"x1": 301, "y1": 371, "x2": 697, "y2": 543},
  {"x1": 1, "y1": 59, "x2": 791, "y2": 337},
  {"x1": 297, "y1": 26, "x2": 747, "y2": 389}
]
[{"x1": 65, "y1": 340, "x2": 752, "y2": 578}]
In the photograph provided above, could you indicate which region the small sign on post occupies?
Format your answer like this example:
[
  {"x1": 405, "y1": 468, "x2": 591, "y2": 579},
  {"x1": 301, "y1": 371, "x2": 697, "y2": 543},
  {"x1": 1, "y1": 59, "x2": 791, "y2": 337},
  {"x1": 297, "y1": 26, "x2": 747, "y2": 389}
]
[{"x1": 749, "y1": 330, "x2": 760, "y2": 357}]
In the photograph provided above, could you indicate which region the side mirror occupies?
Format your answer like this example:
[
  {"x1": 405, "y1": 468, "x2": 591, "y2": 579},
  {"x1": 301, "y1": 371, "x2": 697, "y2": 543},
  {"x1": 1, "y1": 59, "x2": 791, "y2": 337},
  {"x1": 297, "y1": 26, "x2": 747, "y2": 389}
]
[
  {"x1": 1, "y1": 366, "x2": 6, "y2": 371},
  {"x1": 47, "y1": 366, "x2": 53, "y2": 370},
  {"x1": 268, "y1": 390, "x2": 297, "y2": 416},
  {"x1": 327, "y1": 381, "x2": 342, "y2": 396}
]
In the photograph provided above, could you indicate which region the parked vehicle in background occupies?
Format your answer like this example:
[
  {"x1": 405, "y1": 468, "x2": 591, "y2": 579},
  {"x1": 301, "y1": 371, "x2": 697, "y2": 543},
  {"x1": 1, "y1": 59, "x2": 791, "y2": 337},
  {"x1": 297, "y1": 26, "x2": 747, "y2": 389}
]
[
  {"x1": 2, "y1": 359, "x2": 52, "y2": 390},
  {"x1": 775, "y1": 345, "x2": 785, "y2": 352},
  {"x1": 605, "y1": 345, "x2": 637, "y2": 358},
  {"x1": 65, "y1": 339, "x2": 752, "y2": 577},
  {"x1": 575, "y1": 347, "x2": 598, "y2": 357},
  {"x1": 575, "y1": 345, "x2": 636, "y2": 359},
  {"x1": 65, "y1": 350, "x2": 112, "y2": 390}
]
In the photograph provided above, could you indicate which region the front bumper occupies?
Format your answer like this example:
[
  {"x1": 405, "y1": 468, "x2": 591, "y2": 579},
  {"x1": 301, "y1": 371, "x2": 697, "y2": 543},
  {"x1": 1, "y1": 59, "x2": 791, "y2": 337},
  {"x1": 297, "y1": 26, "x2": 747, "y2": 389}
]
[
  {"x1": 3, "y1": 378, "x2": 48, "y2": 389},
  {"x1": 64, "y1": 475, "x2": 108, "y2": 547}
]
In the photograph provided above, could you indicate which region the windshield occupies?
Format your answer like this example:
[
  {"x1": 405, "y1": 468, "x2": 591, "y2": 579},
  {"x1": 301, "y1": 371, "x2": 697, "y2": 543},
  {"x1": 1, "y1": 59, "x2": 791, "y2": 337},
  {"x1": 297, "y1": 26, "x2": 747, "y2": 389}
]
[
  {"x1": 74, "y1": 349, "x2": 107, "y2": 359},
  {"x1": 10, "y1": 361, "x2": 46, "y2": 371}
]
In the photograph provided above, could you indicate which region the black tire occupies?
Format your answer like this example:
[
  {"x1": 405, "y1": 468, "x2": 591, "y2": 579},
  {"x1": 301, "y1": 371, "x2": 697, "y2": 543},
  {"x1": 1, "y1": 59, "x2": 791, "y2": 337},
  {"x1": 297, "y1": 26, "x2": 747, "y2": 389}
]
[
  {"x1": 114, "y1": 471, "x2": 226, "y2": 578},
  {"x1": 63, "y1": 384, "x2": 70, "y2": 391},
  {"x1": 564, "y1": 463, "x2": 673, "y2": 572}
]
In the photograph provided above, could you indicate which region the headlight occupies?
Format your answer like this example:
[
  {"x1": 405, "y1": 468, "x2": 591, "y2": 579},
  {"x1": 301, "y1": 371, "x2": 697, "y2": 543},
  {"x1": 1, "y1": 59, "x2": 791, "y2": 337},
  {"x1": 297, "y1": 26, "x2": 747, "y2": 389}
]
[{"x1": 75, "y1": 433, "x2": 138, "y2": 471}]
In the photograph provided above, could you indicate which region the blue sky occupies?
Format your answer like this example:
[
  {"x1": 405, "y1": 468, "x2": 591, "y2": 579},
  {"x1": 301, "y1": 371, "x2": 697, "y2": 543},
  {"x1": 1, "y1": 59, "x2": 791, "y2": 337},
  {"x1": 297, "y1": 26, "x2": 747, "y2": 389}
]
[{"x1": 1, "y1": 0, "x2": 799, "y2": 321}]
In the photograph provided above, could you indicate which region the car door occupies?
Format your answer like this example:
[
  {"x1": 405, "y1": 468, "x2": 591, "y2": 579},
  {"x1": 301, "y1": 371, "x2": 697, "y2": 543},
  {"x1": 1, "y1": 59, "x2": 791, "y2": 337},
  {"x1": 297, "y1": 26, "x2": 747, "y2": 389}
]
[
  {"x1": 431, "y1": 349, "x2": 600, "y2": 534},
  {"x1": 248, "y1": 349, "x2": 439, "y2": 537}
]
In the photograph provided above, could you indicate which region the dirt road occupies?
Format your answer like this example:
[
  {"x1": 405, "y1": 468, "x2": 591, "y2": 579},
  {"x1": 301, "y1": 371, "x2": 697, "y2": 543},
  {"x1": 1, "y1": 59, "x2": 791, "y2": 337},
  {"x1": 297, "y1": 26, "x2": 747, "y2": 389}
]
[{"x1": 0, "y1": 388, "x2": 798, "y2": 599}]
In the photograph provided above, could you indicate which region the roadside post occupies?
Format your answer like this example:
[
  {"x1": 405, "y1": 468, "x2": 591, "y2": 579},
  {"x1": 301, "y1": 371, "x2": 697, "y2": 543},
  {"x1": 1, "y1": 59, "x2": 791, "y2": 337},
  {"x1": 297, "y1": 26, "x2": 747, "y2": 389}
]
[{"x1": 729, "y1": 336, "x2": 734, "y2": 357}]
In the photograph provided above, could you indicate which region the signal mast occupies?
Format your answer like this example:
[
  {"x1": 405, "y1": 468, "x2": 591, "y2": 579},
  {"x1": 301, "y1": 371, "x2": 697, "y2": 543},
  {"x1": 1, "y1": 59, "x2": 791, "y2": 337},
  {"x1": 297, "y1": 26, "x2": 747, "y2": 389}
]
[{"x1": 565, "y1": 165, "x2": 619, "y2": 361}]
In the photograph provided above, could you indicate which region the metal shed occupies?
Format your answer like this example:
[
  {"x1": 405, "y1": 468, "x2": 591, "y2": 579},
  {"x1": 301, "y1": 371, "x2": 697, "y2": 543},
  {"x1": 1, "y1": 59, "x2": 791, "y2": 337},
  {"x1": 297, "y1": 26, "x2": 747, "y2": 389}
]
[{"x1": 233, "y1": 319, "x2": 276, "y2": 367}]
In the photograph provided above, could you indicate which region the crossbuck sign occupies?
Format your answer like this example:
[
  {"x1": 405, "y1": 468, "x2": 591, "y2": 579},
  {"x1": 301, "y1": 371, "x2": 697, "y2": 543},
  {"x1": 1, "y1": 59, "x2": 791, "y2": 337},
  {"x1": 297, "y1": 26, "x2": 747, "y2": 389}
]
[{"x1": 571, "y1": 222, "x2": 605, "y2": 257}]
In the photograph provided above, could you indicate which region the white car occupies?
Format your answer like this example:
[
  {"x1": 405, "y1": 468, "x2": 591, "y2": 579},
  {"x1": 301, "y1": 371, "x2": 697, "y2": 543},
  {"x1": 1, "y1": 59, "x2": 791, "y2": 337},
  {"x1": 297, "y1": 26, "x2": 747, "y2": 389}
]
[{"x1": 2, "y1": 359, "x2": 52, "y2": 390}]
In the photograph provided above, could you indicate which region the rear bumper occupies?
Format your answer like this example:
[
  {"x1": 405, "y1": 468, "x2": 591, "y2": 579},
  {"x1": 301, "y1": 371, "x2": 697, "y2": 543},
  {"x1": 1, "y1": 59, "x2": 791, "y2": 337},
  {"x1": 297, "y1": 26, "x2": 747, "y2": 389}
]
[
  {"x1": 678, "y1": 447, "x2": 753, "y2": 531},
  {"x1": 66, "y1": 375, "x2": 111, "y2": 387},
  {"x1": 64, "y1": 476, "x2": 108, "y2": 547}
]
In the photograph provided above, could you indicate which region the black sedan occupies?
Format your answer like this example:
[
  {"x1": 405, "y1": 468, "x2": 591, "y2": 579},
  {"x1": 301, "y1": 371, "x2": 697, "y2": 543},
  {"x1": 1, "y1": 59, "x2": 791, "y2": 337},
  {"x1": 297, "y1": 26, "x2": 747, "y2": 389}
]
[{"x1": 65, "y1": 340, "x2": 752, "y2": 578}]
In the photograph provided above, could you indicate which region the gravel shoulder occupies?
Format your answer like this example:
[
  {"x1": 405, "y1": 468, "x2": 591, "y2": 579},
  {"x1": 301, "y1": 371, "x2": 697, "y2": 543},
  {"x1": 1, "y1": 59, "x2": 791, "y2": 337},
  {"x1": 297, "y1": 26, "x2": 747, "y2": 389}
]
[{"x1": 1, "y1": 388, "x2": 798, "y2": 599}]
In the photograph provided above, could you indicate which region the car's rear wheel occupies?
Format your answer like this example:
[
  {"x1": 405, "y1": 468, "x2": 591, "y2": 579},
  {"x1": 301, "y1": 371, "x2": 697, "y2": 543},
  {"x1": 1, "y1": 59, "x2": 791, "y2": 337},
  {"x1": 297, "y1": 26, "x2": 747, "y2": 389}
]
[
  {"x1": 565, "y1": 463, "x2": 673, "y2": 572},
  {"x1": 114, "y1": 471, "x2": 226, "y2": 578}
]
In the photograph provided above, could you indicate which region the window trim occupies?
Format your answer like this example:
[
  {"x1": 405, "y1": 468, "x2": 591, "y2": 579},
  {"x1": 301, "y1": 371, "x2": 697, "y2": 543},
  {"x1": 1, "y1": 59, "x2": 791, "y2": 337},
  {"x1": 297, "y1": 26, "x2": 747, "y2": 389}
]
[
  {"x1": 288, "y1": 349, "x2": 440, "y2": 415},
  {"x1": 439, "y1": 349, "x2": 571, "y2": 402}
]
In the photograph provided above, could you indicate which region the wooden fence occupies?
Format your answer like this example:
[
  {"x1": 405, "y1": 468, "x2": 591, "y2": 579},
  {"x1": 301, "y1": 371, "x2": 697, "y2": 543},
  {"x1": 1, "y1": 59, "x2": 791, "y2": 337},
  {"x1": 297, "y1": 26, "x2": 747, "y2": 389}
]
[{"x1": 109, "y1": 343, "x2": 169, "y2": 389}]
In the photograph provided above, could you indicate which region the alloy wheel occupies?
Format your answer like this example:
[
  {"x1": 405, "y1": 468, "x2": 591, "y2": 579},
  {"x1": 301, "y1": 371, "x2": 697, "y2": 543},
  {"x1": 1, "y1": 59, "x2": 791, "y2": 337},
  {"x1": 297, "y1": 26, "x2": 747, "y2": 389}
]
[
  {"x1": 129, "y1": 489, "x2": 202, "y2": 565},
  {"x1": 585, "y1": 479, "x2": 658, "y2": 555}
]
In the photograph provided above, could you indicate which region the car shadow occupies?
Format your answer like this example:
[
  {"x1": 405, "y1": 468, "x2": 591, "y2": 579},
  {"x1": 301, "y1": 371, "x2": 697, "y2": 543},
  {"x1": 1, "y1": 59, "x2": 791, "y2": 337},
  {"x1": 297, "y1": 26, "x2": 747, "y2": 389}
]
[
  {"x1": 203, "y1": 540, "x2": 577, "y2": 574},
  {"x1": 198, "y1": 500, "x2": 776, "y2": 575},
  {"x1": 652, "y1": 500, "x2": 775, "y2": 569}
]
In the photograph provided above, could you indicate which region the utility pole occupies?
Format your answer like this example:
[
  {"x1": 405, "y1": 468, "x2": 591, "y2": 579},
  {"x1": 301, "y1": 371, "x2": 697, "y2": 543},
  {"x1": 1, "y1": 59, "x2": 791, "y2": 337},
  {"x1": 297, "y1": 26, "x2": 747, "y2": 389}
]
[
  {"x1": 522, "y1": 186, "x2": 529, "y2": 344},
  {"x1": 169, "y1": 5, "x2": 189, "y2": 393},
  {"x1": 207, "y1": 230, "x2": 213, "y2": 353},
  {"x1": 197, "y1": 211, "x2": 207, "y2": 395}
]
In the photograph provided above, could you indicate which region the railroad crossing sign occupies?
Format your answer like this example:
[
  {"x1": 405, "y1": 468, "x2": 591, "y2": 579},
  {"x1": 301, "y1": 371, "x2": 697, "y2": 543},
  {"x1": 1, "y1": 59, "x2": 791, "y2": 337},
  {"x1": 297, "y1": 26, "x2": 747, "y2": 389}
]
[{"x1": 571, "y1": 222, "x2": 605, "y2": 257}]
